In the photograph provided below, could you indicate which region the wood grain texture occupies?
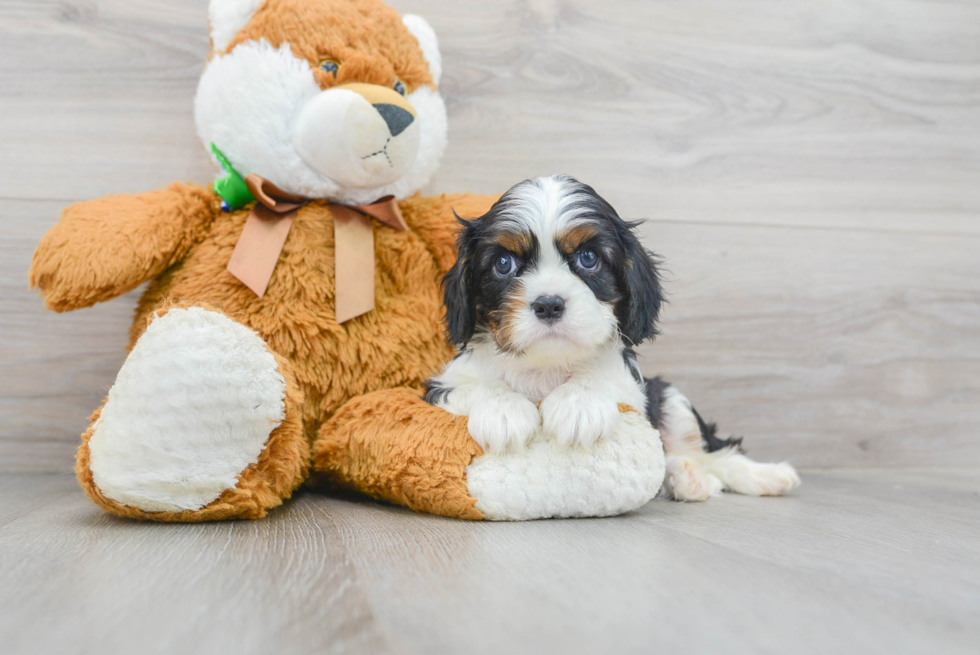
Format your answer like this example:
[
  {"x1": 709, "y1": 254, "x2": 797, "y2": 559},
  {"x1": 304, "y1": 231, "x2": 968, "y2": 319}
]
[
  {"x1": 1, "y1": 469, "x2": 978, "y2": 654},
  {"x1": 637, "y1": 220, "x2": 980, "y2": 466},
  {"x1": 1, "y1": 0, "x2": 979, "y2": 471}
]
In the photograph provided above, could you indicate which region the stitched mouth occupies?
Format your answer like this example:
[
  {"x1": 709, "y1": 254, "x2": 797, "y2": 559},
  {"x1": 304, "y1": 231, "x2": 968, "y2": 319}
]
[{"x1": 361, "y1": 137, "x2": 393, "y2": 167}]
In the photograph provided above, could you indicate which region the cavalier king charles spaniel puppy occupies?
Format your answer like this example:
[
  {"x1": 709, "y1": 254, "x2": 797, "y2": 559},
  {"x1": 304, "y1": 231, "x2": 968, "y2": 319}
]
[{"x1": 426, "y1": 175, "x2": 799, "y2": 501}]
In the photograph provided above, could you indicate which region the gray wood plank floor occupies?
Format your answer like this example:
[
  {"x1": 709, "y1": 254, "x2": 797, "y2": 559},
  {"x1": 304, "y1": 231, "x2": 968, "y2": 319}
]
[
  {"x1": 2, "y1": 0, "x2": 979, "y2": 471},
  {"x1": 1, "y1": 469, "x2": 978, "y2": 655}
]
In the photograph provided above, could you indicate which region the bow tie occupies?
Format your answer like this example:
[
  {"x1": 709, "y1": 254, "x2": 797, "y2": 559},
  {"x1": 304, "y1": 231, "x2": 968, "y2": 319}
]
[{"x1": 225, "y1": 174, "x2": 408, "y2": 324}]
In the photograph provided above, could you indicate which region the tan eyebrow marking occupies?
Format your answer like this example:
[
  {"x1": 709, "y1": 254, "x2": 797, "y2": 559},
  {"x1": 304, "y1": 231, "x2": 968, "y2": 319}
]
[
  {"x1": 493, "y1": 230, "x2": 534, "y2": 256},
  {"x1": 556, "y1": 224, "x2": 598, "y2": 254}
]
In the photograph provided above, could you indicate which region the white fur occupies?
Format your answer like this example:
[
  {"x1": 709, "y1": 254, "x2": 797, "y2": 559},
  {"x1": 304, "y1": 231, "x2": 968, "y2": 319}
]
[
  {"x1": 451, "y1": 382, "x2": 540, "y2": 455},
  {"x1": 209, "y1": 0, "x2": 265, "y2": 53},
  {"x1": 195, "y1": 38, "x2": 447, "y2": 204},
  {"x1": 540, "y1": 378, "x2": 621, "y2": 449},
  {"x1": 88, "y1": 308, "x2": 286, "y2": 513},
  {"x1": 707, "y1": 449, "x2": 802, "y2": 496},
  {"x1": 657, "y1": 385, "x2": 705, "y2": 454},
  {"x1": 402, "y1": 15, "x2": 442, "y2": 85},
  {"x1": 466, "y1": 410, "x2": 665, "y2": 520},
  {"x1": 496, "y1": 175, "x2": 596, "y2": 234},
  {"x1": 656, "y1": 385, "x2": 801, "y2": 501}
]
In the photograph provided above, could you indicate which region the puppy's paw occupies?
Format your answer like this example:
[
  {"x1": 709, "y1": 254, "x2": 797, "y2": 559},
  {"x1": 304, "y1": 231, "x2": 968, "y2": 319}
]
[
  {"x1": 540, "y1": 384, "x2": 619, "y2": 449},
  {"x1": 467, "y1": 393, "x2": 540, "y2": 455},
  {"x1": 712, "y1": 454, "x2": 801, "y2": 496},
  {"x1": 664, "y1": 456, "x2": 720, "y2": 502}
]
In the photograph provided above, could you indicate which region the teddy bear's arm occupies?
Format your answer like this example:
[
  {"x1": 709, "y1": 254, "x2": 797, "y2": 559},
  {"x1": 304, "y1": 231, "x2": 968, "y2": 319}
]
[
  {"x1": 400, "y1": 193, "x2": 501, "y2": 274},
  {"x1": 29, "y1": 182, "x2": 221, "y2": 312}
]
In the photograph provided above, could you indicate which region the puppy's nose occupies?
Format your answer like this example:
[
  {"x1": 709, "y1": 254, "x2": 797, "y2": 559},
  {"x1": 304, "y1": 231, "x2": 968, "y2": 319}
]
[
  {"x1": 532, "y1": 295, "x2": 565, "y2": 322},
  {"x1": 373, "y1": 103, "x2": 414, "y2": 137}
]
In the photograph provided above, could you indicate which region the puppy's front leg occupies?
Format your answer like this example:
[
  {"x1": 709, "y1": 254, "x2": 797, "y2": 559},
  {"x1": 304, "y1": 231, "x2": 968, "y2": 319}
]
[
  {"x1": 540, "y1": 346, "x2": 642, "y2": 449},
  {"x1": 430, "y1": 382, "x2": 540, "y2": 455},
  {"x1": 540, "y1": 380, "x2": 620, "y2": 449}
]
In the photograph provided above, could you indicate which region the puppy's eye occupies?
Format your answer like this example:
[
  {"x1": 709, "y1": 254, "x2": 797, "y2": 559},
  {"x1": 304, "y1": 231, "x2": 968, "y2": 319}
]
[
  {"x1": 393, "y1": 79, "x2": 407, "y2": 96},
  {"x1": 577, "y1": 249, "x2": 600, "y2": 271},
  {"x1": 493, "y1": 254, "x2": 517, "y2": 277},
  {"x1": 319, "y1": 59, "x2": 340, "y2": 76}
]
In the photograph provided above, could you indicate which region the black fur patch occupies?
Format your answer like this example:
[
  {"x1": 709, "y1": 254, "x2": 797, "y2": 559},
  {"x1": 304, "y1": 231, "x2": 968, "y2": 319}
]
[
  {"x1": 423, "y1": 379, "x2": 452, "y2": 405},
  {"x1": 644, "y1": 376, "x2": 672, "y2": 428},
  {"x1": 441, "y1": 210, "x2": 483, "y2": 347},
  {"x1": 692, "y1": 406, "x2": 744, "y2": 453},
  {"x1": 621, "y1": 347, "x2": 643, "y2": 385}
]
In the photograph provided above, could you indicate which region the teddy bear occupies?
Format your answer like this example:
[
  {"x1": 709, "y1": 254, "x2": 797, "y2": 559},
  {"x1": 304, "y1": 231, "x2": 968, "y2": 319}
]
[{"x1": 28, "y1": 0, "x2": 670, "y2": 522}]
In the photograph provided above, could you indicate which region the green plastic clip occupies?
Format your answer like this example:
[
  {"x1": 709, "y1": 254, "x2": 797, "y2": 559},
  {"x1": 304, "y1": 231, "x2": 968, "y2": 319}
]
[{"x1": 211, "y1": 143, "x2": 255, "y2": 212}]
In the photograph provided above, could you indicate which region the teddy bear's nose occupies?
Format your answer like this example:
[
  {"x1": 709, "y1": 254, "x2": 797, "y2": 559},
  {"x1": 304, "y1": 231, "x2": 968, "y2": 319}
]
[{"x1": 373, "y1": 103, "x2": 414, "y2": 137}]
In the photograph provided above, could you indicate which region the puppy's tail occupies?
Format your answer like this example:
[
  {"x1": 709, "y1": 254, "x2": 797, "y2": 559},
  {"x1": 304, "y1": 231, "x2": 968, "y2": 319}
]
[{"x1": 644, "y1": 376, "x2": 743, "y2": 453}]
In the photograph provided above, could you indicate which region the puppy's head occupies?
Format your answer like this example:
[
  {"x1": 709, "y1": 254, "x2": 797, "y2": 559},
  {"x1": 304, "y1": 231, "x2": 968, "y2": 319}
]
[{"x1": 444, "y1": 175, "x2": 663, "y2": 363}]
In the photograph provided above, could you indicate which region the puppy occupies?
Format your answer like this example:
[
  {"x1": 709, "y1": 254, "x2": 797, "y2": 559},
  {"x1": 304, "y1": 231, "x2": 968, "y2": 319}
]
[{"x1": 426, "y1": 175, "x2": 800, "y2": 501}]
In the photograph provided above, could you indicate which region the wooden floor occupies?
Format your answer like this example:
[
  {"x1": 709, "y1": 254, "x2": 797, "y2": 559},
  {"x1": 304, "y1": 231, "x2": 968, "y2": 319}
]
[{"x1": 1, "y1": 469, "x2": 978, "y2": 655}]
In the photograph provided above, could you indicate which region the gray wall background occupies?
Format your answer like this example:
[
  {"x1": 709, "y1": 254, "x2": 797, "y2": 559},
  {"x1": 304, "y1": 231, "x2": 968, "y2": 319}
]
[{"x1": 2, "y1": 0, "x2": 978, "y2": 472}]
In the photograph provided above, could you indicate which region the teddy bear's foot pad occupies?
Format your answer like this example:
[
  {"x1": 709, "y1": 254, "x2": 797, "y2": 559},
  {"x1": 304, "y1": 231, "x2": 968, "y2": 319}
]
[
  {"x1": 465, "y1": 410, "x2": 665, "y2": 520},
  {"x1": 87, "y1": 307, "x2": 286, "y2": 513}
]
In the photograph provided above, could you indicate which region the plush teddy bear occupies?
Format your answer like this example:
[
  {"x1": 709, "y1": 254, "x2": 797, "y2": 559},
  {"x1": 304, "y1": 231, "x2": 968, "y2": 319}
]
[{"x1": 29, "y1": 0, "x2": 667, "y2": 522}]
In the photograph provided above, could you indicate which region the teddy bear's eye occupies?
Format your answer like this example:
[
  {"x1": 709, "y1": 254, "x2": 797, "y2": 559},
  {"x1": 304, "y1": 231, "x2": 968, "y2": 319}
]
[
  {"x1": 393, "y1": 80, "x2": 406, "y2": 96},
  {"x1": 319, "y1": 59, "x2": 339, "y2": 77}
]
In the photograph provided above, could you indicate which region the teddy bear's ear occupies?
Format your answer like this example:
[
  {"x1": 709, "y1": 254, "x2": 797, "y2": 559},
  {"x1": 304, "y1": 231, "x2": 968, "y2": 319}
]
[
  {"x1": 209, "y1": 0, "x2": 266, "y2": 53},
  {"x1": 402, "y1": 14, "x2": 442, "y2": 86}
]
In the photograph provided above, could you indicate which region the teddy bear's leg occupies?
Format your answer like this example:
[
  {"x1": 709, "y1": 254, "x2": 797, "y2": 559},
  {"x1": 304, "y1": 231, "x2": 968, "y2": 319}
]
[
  {"x1": 312, "y1": 388, "x2": 486, "y2": 520},
  {"x1": 76, "y1": 306, "x2": 308, "y2": 521},
  {"x1": 313, "y1": 394, "x2": 666, "y2": 521}
]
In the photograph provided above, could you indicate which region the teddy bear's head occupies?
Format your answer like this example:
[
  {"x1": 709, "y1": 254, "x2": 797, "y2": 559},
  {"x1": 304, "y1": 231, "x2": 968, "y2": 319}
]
[{"x1": 195, "y1": 0, "x2": 446, "y2": 206}]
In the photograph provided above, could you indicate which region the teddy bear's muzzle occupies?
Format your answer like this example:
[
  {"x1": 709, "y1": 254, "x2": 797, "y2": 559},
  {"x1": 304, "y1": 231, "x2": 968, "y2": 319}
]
[{"x1": 292, "y1": 82, "x2": 421, "y2": 189}]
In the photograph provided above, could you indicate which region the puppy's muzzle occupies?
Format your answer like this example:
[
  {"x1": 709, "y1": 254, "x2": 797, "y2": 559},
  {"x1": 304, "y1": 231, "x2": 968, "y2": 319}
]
[{"x1": 532, "y1": 295, "x2": 565, "y2": 324}]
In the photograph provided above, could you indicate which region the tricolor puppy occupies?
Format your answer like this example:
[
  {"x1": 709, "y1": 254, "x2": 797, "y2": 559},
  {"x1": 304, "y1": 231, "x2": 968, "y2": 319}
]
[
  {"x1": 426, "y1": 175, "x2": 800, "y2": 501},
  {"x1": 426, "y1": 175, "x2": 658, "y2": 453}
]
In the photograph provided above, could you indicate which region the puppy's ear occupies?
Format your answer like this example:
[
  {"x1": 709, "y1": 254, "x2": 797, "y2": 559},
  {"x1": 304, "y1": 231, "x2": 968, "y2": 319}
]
[
  {"x1": 443, "y1": 211, "x2": 482, "y2": 347},
  {"x1": 617, "y1": 223, "x2": 664, "y2": 346}
]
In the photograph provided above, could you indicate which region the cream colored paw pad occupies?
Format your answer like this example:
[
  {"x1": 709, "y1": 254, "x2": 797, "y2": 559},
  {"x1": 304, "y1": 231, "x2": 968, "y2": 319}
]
[
  {"x1": 89, "y1": 308, "x2": 286, "y2": 512},
  {"x1": 465, "y1": 411, "x2": 665, "y2": 521}
]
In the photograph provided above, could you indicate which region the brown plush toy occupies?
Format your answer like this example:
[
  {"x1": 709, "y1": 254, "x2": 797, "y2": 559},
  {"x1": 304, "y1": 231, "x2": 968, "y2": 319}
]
[{"x1": 29, "y1": 0, "x2": 670, "y2": 522}]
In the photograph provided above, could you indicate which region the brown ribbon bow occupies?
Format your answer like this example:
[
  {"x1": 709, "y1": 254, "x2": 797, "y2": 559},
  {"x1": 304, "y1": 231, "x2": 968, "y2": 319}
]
[{"x1": 226, "y1": 174, "x2": 408, "y2": 323}]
